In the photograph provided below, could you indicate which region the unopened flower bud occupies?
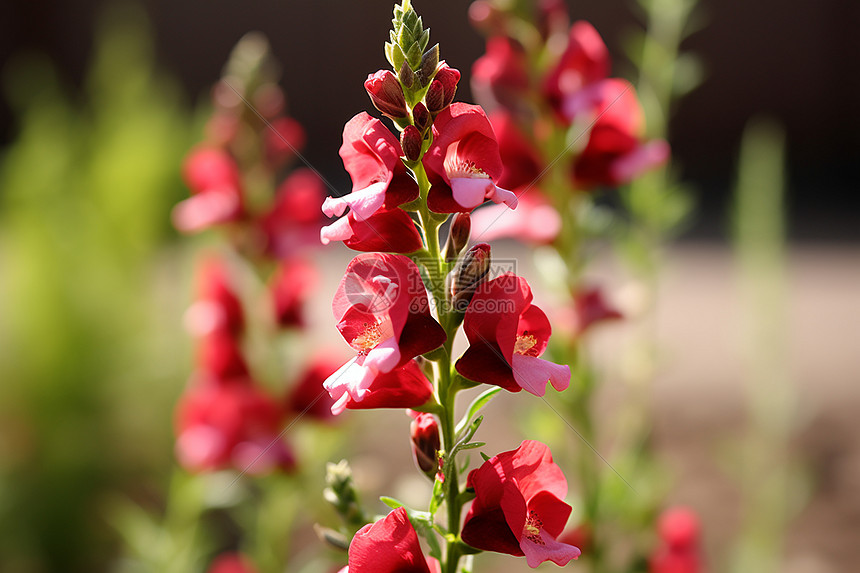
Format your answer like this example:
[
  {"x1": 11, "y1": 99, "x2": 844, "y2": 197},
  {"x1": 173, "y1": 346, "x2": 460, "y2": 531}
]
[
  {"x1": 412, "y1": 102, "x2": 431, "y2": 133},
  {"x1": 425, "y1": 80, "x2": 445, "y2": 113},
  {"x1": 449, "y1": 243, "x2": 491, "y2": 311},
  {"x1": 400, "y1": 125, "x2": 422, "y2": 162},
  {"x1": 443, "y1": 212, "x2": 471, "y2": 261},
  {"x1": 398, "y1": 60, "x2": 415, "y2": 89},
  {"x1": 313, "y1": 524, "x2": 350, "y2": 551},
  {"x1": 364, "y1": 70, "x2": 409, "y2": 119},
  {"x1": 434, "y1": 63, "x2": 460, "y2": 108},
  {"x1": 419, "y1": 44, "x2": 440, "y2": 86},
  {"x1": 410, "y1": 412, "x2": 440, "y2": 476}
]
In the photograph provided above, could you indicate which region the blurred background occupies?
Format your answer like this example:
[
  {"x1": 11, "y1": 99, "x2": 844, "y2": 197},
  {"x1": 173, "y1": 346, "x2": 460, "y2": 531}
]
[{"x1": 0, "y1": 0, "x2": 857, "y2": 572}]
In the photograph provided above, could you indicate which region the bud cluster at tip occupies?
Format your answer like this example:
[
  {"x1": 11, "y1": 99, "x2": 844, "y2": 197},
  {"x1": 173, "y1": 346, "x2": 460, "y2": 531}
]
[
  {"x1": 323, "y1": 460, "x2": 366, "y2": 529},
  {"x1": 364, "y1": 0, "x2": 461, "y2": 133}
]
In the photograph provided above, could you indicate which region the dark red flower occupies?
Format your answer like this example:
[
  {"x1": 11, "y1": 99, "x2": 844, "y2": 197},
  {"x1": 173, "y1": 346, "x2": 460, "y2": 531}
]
[
  {"x1": 324, "y1": 113, "x2": 418, "y2": 221},
  {"x1": 320, "y1": 207, "x2": 423, "y2": 253},
  {"x1": 570, "y1": 285, "x2": 622, "y2": 336},
  {"x1": 543, "y1": 21, "x2": 610, "y2": 119},
  {"x1": 264, "y1": 116, "x2": 306, "y2": 167},
  {"x1": 424, "y1": 103, "x2": 518, "y2": 213},
  {"x1": 269, "y1": 258, "x2": 316, "y2": 328},
  {"x1": 456, "y1": 274, "x2": 569, "y2": 396},
  {"x1": 285, "y1": 356, "x2": 341, "y2": 421},
  {"x1": 471, "y1": 37, "x2": 530, "y2": 111},
  {"x1": 196, "y1": 331, "x2": 249, "y2": 380},
  {"x1": 175, "y1": 378, "x2": 294, "y2": 474},
  {"x1": 649, "y1": 507, "x2": 704, "y2": 573},
  {"x1": 186, "y1": 256, "x2": 244, "y2": 337},
  {"x1": 461, "y1": 440, "x2": 581, "y2": 567},
  {"x1": 323, "y1": 253, "x2": 445, "y2": 414},
  {"x1": 364, "y1": 70, "x2": 409, "y2": 119},
  {"x1": 345, "y1": 507, "x2": 440, "y2": 573},
  {"x1": 567, "y1": 79, "x2": 670, "y2": 189},
  {"x1": 208, "y1": 553, "x2": 257, "y2": 573},
  {"x1": 259, "y1": 168, "x2": 327, "y2": 258},
  {"x1": 173, "y1": 147, "x2": 243, "y2": 232},
  {"x1": 489, "y1": 111, "x2": 543, "y2": 190}
]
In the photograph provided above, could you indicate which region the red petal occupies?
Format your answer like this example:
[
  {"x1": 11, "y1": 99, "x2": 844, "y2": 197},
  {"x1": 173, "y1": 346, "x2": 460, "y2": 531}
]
[
  {"x1": 348, "y1": 507, "x2": 432, "y2": 573},
  {"x1": 464, "y1": 274, "x2": 532, "y2": 363},
  {"x1": 455, "y1": 341, "x2": 518, "y2": 391},
  {"x1": 344, "y1": 360, "x2": 433, "y2": 411},
  {"x1": 339, "y1": 112, "x2": 418, "y2": 209},
  {"x1": 340, "y1": 209, "x2": 423, "y2": 254},
  {"x1": 397, "y1": 311, "x2": 447, "y2": 366},
  {"x1": 425, "y1": 103, "x2": 503, "y2": 185},
  {"x1": 517, "y1": 304, "x2": 552, "y2": 356}
]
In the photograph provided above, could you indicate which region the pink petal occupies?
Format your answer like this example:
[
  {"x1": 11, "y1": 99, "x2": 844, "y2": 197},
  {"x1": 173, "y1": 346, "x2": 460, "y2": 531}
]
[
  {"x1": 451, "y1": 177, "x2": 493, "y2": 210},
  {"x1": 610, "y1": 139, "x2": 670, "y2": 183},
  {"x1": 471, "y1": 198, "x2": 561, "y2": 244},
  {"x1": 323, "y1": 358, "x2": 375, "y2": 415},
  {"x1": 320, "y1": 216, "x2": 354, "y2": 245},
  {"x1": 487, "y1": 185, "x2": 518, "y2": 209},
  {"x1": 362, "y1": 336, "x2": 401, "y2": 373},
  {"x1": 322, "y1": 181, "x2": 388, "y2": 219},
  {"x1": 172, "y1": 188, "x2": 240, "y2": 232},
  {"x1": 520, "y1": 529, "x2": 581, "y2": 568},
  {"x1": 511, "y1": 354, "x2": 570, "y2": 396}
]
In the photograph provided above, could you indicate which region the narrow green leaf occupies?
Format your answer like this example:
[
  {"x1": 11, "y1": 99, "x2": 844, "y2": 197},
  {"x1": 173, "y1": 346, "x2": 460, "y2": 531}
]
[
  {"x1": 455, "y1": 387, "x2": 502, "y2": 436},
  {"x1": 379, "y1": 496, "x2": 404, "y2": 509}
]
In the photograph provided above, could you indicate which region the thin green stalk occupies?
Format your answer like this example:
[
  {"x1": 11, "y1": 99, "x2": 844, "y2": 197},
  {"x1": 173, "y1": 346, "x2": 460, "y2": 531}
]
[{"x1": 411, "y1": 159, "x2": 463, "y2": 573}]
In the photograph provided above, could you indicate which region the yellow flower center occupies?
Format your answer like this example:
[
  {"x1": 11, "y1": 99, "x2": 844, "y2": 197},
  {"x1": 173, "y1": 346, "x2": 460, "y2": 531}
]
[
  {"x1": 524, "y1": 510, "x2": 545, "y2": 545},
  {"x1": 444, "y1": 152, "x2": 490, "y2": 180},
  {"x1": 351, "y1": 322, "x2": 384, "y2": 354},
  {"x1": 514, "y1": 333, "x2": 539, "y2": 356}
]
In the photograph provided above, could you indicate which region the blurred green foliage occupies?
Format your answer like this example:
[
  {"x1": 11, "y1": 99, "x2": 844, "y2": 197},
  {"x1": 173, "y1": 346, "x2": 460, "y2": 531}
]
[{"x1": 0, "y1": 3, "x2": 196, "y2": 571}]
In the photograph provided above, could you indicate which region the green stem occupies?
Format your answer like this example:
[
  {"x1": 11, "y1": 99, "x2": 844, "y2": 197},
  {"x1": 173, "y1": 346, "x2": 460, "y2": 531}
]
[{"x1": 411, "y1": 160, "x2": 462, "y2": 573}]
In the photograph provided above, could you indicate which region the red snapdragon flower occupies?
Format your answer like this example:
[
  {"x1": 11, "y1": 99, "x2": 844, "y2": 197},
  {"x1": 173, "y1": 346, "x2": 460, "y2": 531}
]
[
  {"x1": 175, "y1": 377, "x2": 294, "y2": 474},
  {"x1": 424, "y1": 103, "x2": 518, "y2": 213},
  {"x1": 208, "y1": 553, "x2": 257, "y2": 573},
  {"x1": 285, "y1": 356, "x2": 341, "y2": 421},
  {"x1": 185, "y1": 256, "x2": 249, "y2": 380},
  {"x1": 323, "y1": 253, "x2": 445, "y2": 414},
  {"x1": 186, "y1": 256, "x2": 244, "y2": 337},
  {"x1": 268, "y1": 258, "x2": 316, "y2": 328},
  {"x1": 461, "y1": 440, "x2": 581, "y2": 567},
  {"x1": 490, "y1": 111, "x2": 543, "y2": 191},
  {"x1": 456, "y1": 274, "x2": 570, "y2": 396},
  {"x1": 471, "y1": 37, "x2": 530, "y2": 111},
  {"x1": 173, "y1": 147, "x2": 244, "y2": 232},
  {"x1": 342, "y1": 507, "x2": 440, "y2": 573},
  {"x1": 259, "y1": 167, "x2": 328, "y2": 258},
  {"x1": 570, "y1": 285, "x2": 622, "y2": 336},
  {"x1": 322, "y1": 112, "x2": 419, "y2": 223},
  {"x1": 567, "y1": 78, "x2": 670, "y2": 189},
  {"x1": 543, "y1": 21, "x2": 610, "y2": 120},
  {"x1": 264, "y1": 116, "x2": 306, "y2": 167},
  {"x1": 649, "y1": 507, "x2": 704, "y2": 573}
]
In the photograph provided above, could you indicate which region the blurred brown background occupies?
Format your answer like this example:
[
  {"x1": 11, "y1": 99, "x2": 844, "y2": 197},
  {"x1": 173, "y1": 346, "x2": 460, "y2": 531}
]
[{"x1": 2, "y1": 0, "x2": 859, "y2": 241}]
